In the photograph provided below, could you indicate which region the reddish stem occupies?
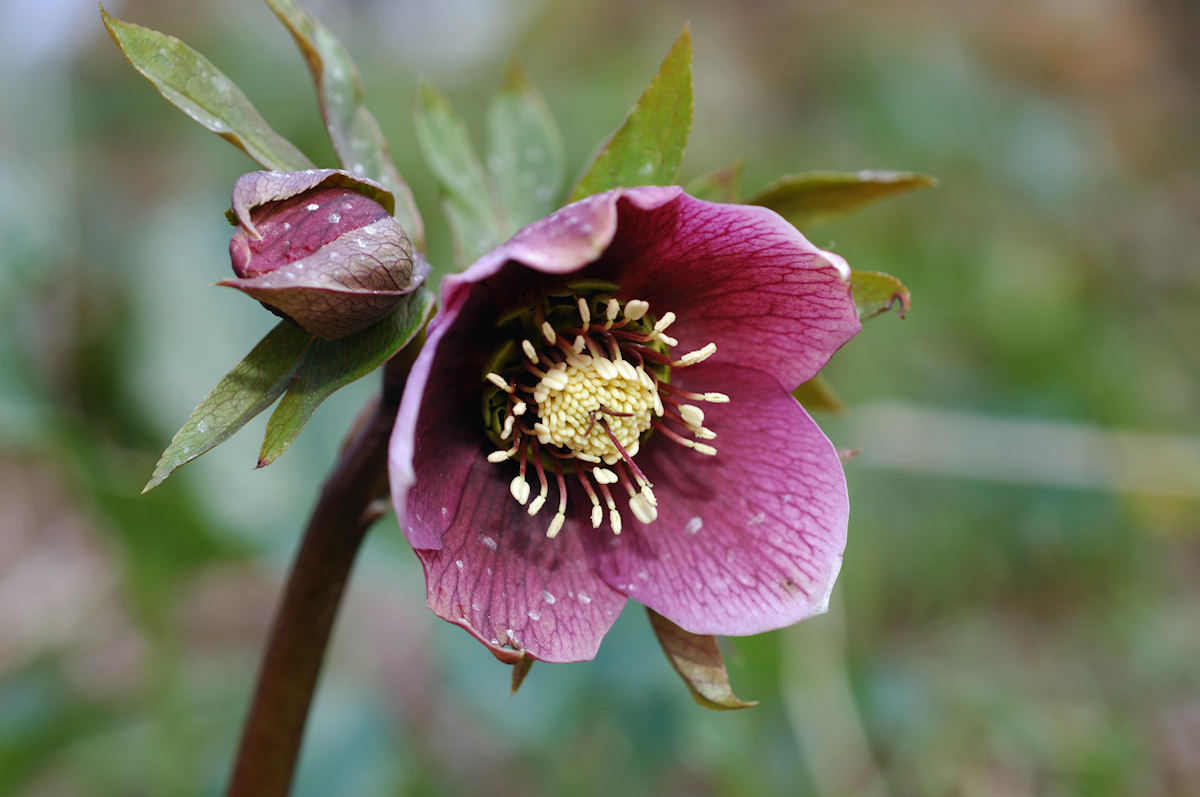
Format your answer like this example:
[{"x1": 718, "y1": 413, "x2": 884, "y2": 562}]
[{"x1": 225, "y1": 342, "x2": 417, "y2": 797}]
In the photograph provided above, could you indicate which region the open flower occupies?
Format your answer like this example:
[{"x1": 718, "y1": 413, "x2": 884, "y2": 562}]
[{"x1": 388, "y1": 186, "x2": 861, "y2": 663}]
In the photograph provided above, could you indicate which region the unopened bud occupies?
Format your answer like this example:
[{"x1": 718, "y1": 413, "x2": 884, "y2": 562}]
[{"x1": 219, "y1": 169, "x2": 421, "y2": 339}]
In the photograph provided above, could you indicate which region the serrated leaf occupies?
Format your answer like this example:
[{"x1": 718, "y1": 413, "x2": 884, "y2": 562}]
[
  {"x1": 685, "y1": 159, "x2": 745, "y2": 203},
  {"x1": 851, "y1": 269, "x2": 911, "y2": 320},
  {"x1": 144, "y1": 321, "x2": 314, "y2": 492},
  {"x1": 101, "y1": 5, "x2": 313, "y2": 172},
  {"x1": 793, "y1": 374, "x2": 845, "y2": 414},
  {"x1": 264, "y1": 0, "x2": 425, "y2": 250},
  {"x1": 486, "y1": 61, "x2": 566, "y2": 233},
  {"x1": 415, "y1": 80, "x2": 508, "y2": 269},
  {"x1": 257, "y1": 285, "x2": 435, "y2": 466},
  {"x1": 647, "y1": 608, "x2": 757, "y2": 710},
  {"x1": 747, "y1": 170, "x2": 936, "y2": 229},
  {"x1": 568, "y1": 27, "x2": 693, "y2": 201}
]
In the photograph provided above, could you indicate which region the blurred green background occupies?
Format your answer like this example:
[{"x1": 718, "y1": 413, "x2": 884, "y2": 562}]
[{"x1": 3, "y1": 0, "x2": 1199, "y2": 794}]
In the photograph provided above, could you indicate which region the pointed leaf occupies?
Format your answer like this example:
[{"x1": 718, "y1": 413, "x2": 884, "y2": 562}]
[
  {"x1": 510, "y1": 653, "x2": 534, "y2": 696},
  {"x1": 685, "y1": 159, "x2": 744, "y2": 203},
  {"x1": 415, "y1": 80, "x2": 508, "y2": 268},
  {"x1": 486, "y1": 61, "x2": 566, "y2": 233},
  {"x1": 258, "y1": 285, "x2": 435, "y2": 466},
  {"x1": 568, "y1": 27, "x2": 693, "y2": 201},
  {"x1": 793, "y1": 374, "x2": 845, "y2": 414},
  {"x1": 851, "y1": 269, "x2": 911, "y2": 320},
  {"x1": 144, "y1": 321, "x2": 313, "y2": 491},
  {"x1": 264, "y1": 0, "x2": 424, "y2": 250},
  {"x1": 647, "y1": 609, "x2": 757, "y2": 710},
  {"x1": 747, "y1": 170, "x2": 936, "y2": 228},
  {"x1": 101, "y1": 6, "x2": 313, "y2": 172}
]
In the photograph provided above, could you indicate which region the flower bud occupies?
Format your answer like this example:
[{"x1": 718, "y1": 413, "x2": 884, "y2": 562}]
[{"x1": 219, "y1": 169, "x2": 420, "y2": 339}]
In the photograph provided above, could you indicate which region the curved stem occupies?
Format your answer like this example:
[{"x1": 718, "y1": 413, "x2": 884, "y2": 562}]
[{"x1": 226, "y1": 343, "x2": 418, "y2": 797}]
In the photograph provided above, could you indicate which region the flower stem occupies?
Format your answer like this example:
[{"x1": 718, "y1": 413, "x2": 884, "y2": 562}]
[{"x1": 225, "y1": 343, "x2": 418, "y2": 797}]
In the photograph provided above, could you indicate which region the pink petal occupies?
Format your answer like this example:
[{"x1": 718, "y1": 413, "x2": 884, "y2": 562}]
[
  {"x1": 592, "y1": 193, "x2": 860, "y2": 390},
  {"x1": 416, "y1": 454, "x2": 627, "y2": 663},
  {"x1": 583, "y1": 363, "x2": 848, "y2": 636}
]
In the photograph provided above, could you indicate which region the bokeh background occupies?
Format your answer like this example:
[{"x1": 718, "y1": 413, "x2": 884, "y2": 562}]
[{"x1": 3, "y1": 0, "x2": 1199, "y2": 794}]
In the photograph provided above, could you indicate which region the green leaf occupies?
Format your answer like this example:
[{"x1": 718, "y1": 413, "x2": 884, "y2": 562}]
[
  {"x1": 851, "y1": 269, "x2": 911, "y2": 320},
  {"x1": 647, "y1": 608, "x2": 757, "y2": 710},
  {"x1": 486, "y1": 61, "x2": 566, "y2": 233},
  {"x1": 685, "y1": 159, "x2": 745, "y2": 203},
  {"x1": 793, "y1": 374, "x2": 845, "y2": 414},
  {"x1": 257, "y1": 286, "x2": 435, "y2": 466},
  {"x1": 101, "y1": 5, "x2": 313, "y2": 172},
  {"x1": 747, "y1": 170, "x2": 936, "y2": 229},
  {"x1": 568, "y1": 26, "x2": 693, "y2": 201},
  {"x1": 143, "y1": 321, "x2": 314, "y2": 492},
  {"x1": 415, "y1": 80, "x2": 508, "y2": 269},
  {"x1": 264, "y1": 0, "x2": 425, "y2": 250}
]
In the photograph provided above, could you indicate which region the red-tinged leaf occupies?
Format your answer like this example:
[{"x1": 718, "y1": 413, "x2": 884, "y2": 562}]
[
  {"x1": 851, "y1": 269, "x2": 912, "y2": 320},
  {"x1": 101, "y1": 6, "x2": 313, "y2": 172},
  {"x1": 143, "y1": 321, "x2": 313, "y2": 492},
  {"x1": 568, "y1": 27, "x2": 693, "y2": 201},
  {"x1": 647, "y1": 608, "x2": 757, "y2": 711},
  {"x1": 748, "y1": 170, "x2": 936, "y2": 228},
  {"x1": 685, "y1": 159, "x2": 745, "y2": 203},
  {"x1": 793, "y1": 374, "x2": 845, "y2": 414},
  {"x1": 264, "y1": 0, "x2": 424, "y2": 250}
]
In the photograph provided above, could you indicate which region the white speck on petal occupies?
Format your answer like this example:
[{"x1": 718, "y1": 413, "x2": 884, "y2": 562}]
[
  {"x1": 481, "y1": 536, "x2": 498, "y2": 550},
  {"x1": 306, "y1": 203, "x2": 319, "y2": 211},
  {"x1": 748, "y1": 512, "x2": 766, "y2": 525},
  {"x1": 543, "y1": 591, "x2": 556, "y2": 604},
  {"x1": 577, "y1": 592, "x2": 592, "y2": 604},
  {"x1": 455, "y1": 560, "x2": 464, "y2": 570},
  {"x1": 685, "y1": 516, "x2": 703, "y2": 535},
  {"x1": 527, "y1": 610, "x2": 540, "y2": 621}
]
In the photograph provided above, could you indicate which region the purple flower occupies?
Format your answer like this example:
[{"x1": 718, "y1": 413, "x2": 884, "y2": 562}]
[
  {"x1": 388, "y1": 186, "x2": 861, "y2": 664},
  {"x1": 220, "y1": 169, "x2": 417, "y2": 339}
]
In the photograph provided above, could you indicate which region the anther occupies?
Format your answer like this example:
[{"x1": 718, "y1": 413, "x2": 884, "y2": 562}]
[
  {"x1": 521, "y1": 339, "x2": 539, "y2": 363},
  {"x1": 528, "y1": 493, "x2": 546, "y2": 516},
  {"x1": 500, "y1": 415, "x2": 515, "y2": 439},
  {"x1": 653, "y1": 312, "x2": 676, "y2": 333},
  {"x1": 509, "y1": 475, "x2": 530, "y2": 505},
  {"x1": 577, "y1": 297, "x2": 591, "y2": 327},
  {"x1": 486, "y1": 372, "x2": 514, "y2": 392},
  {"x1": 541, "y1": 321, "x2": 557, "y2": 344},
  {"x1": 546, "y1": 512, "x2": 565, "y2": 539},
  {"x1": 512, "y1": 401, "x2": 527, "y2": 416},
  {"x1": 605, "y1": 298, "x2": 620, "y2": 324},
  {"x1": 679, "y1": 404, "x2": 705, "y2": 427},
  {"x1": 674, "y1": 342, "x2": 717, "y2": 367},
  {"x1": 488, "y1": 449, "x2": 515, "y2": 463},
  {"x1": 629, "y1": 492, "x2": 658, "y2": 524},
  {"x1": 623, "y1": 299, "x2": 649, "y2": 321},
  {"x1": 593, "y1": 468, "x2": 618, "y2": 484}
]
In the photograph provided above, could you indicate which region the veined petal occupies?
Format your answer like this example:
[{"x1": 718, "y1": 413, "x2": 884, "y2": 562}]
[
  {"x1": 416, "y1": 455, "x2": 627, "y2": 663},
  {"x1": 589, "y1": 193, "x2": 860, "y2": 390},
  {"x1": 584, "y1": 363, "x2": 848, "y2": 635}
]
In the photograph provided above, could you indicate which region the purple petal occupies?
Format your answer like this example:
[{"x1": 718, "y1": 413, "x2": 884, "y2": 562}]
[
  {"x1": 416, "y1": 454, "x2": 627, "y2": 663},
  {"x1": 584, "y1": 363, "x2": 848, "y2": 636},
  {"x1": 230, "y1": 169, "x2": 395, "y2": 236},
  {"x1": 389, "y1": 186, "x2": 682, "y2": 548},
  {"x1": 591, "y1": 193, "x2": 860, "y2": 389}
]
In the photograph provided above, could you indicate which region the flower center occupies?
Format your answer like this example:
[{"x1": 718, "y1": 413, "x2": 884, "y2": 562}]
[{"x1": 483, "y1": 284, "x2": 725, "y2": 539}]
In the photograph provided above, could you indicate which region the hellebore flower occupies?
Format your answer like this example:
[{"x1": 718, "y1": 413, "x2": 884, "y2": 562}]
[
  {"x1": 220, "y1": 169, "x2": 417, "y2": 339},
  {"x1": 388, "y1": 186, "x2": 861, "y2": 663}
]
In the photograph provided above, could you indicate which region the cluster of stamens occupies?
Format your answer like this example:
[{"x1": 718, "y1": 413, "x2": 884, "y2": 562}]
[{"x1": 483, "y1": 284, "x2": 727, "y2": 539}]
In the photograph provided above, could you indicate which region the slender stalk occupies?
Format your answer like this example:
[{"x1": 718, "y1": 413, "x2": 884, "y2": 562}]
[{"x1": 226, "y1": 344, "x2": 417, "y2": 797}]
